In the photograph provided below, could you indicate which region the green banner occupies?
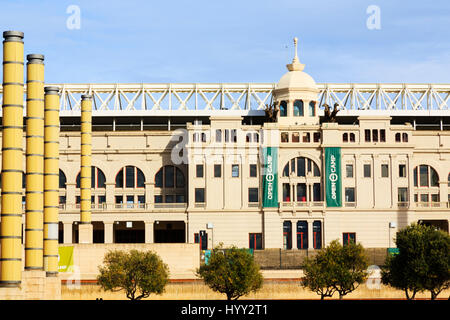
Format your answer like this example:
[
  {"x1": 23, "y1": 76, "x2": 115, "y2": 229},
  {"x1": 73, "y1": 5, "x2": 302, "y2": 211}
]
[
  {"x1": 325, "y1": 147, "x2": 342, "y2": 207},
  {"x1": 58, "y1": 246, "x2": 74, "y2": 272},
  {"x1": 262, "y1": 147, "x2": 278, "y2": 208}
]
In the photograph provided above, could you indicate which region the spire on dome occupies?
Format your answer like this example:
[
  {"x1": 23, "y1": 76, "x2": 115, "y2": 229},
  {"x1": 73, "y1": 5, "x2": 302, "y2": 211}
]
[{"x1": 286, "y1": 37, "x2": 305, "y2": 72}]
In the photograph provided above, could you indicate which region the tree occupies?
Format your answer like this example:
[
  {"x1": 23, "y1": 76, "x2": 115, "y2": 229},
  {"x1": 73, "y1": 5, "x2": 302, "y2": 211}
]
[
  {"x1": 302, "y1": 252, "x2": 336, "y2": 300},
  {"x1": 301, "y1": 240, "x2": 369, "y2": 300},
  {"x1": 97, "y1": 249, "x2": 169, "y2": 300},
  {"x1": 196, "y1": 244, "x2": 263, "y2": 300},
  {"x1": 381, "y1": 223, "x2": 450, "y2": 300},
  {"x1": 331, "y1": 240, "x2": 369, "y2": 299}
]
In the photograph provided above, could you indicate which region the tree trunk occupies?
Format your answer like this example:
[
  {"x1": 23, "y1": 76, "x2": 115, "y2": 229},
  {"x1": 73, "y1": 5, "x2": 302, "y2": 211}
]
[{"x1": 431, "y1": 291, "x2": 437, "y2": 300}]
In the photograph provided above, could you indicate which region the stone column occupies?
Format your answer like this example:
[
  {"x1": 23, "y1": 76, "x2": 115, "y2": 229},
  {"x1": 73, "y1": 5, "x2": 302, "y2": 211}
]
[
  {"x1": 104, "y1": 222, "x2": 114, "y2": 244},
  {"x1": 145, "y1": 182, "x2": 154, "y2": 210},
  {"x1": 145, "y1": 221, "x2": 154, "y2": 243},
  {"x1": 105, "y1": 182, "x2": 115, "y2": 210},
  {"x1": 63, "y1": 222, "x2": 73, "y2": 244}
]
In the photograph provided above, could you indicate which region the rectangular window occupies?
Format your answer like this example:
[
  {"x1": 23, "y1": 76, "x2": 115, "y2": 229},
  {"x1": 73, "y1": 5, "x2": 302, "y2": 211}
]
[
  {"x1": 365, "y1": 129, "x2": 371, "y2": 142},
  {"x1": 343, "y1": 233, "x2": 356, "y2": 246},
  {"x1": 231, "y1": 164, "x2": 239, "y2": 178},
  {"x1": 214, "y1": 164, "x2": 221, "y2": 178},
  {"x1": 176, "y1": 194, "x2": 185, "y2": 203},
  {"x1": 195, "y1": 188, "x2": 205, "y2": 203},
  {"x1": 420, "y1": 194, "x2": 429, "y2": 202},
  {"x1": 137, "y1": 195, "x2": 145, "y2": 204},
  {"x1": 165, "y1": 195, "x2": 174, "y2": 203},
  {"x1": 345, "y1": 187, "x2": 355, "y2": 202},
  {"x1": 313, "y1": 221, "x2": 322, "y2": 249},
  {"x1": 363, "y1": 164, "x2": 371, "y2": 178},
  {"x1": 281, "y1": 132, "x2": 289, "y2": 143},
  {"x1": 419, "y1": 165, "x2": 428, "y2": 187},
  {"x1": 248, "y1": 188, "x2": 259, "y2": 203},
  {"x1": 313, "y1": 132, "x2": 321, "y2": 143},
  {"x1": 297, "y1": 157, "x2": 305, "y2": 177},
  {"x1": 59, "y1": 196, "x2": 66, "y2": 204},
  {"x1": 381, "y1": 164, "x2": 389, "y2": 178},
  {"x1": 250, "y1": 164, "x2": 257, "y2": 177},
  {"x1": 154, "y1": 195, "x2": 163, "y2": 203},
  {"x1": 372, "y1": 129, "x2": 378, "y2": 142},
  {"x1": 431, "y1": 194, "x2": 439, "y2": 202},
  {"x1": 165, "y1": 166, "x2": 174, "y2": 188},
  {"x1": 249, "y1": 233, "x2": 263, "y2": 250},
  {"x1": 380, "y1": 129, "x2": 386, "y2": 142},
  {"x1": 398, "y1": 188, "x2": 408, "y2": 202},
  {"x1": 115, "y1": 195, "x2": 123, "y2": 204},
  {"x1": 126, "y1": 195, "x2": 134, "y2": 208},
  {"x1": 196, "y1": 164, "x2": 204, "y2": 178},
  {"x1": 231, "y1": 129, "x2": 237, "y2": 143},
  {"x1": 313, "y1": 183, "x2": 321, "y2": 202},
  {"x1": 98, "y1": 195, "x2": 106, "y2": 204},
  {"x1": 215, "y1": 129, "x2": 222, "y2": 142},
  {"x1": 399, "y1": 164, "x2": 406, "y2": 177},
  {"x1": 225, "y1": 129, "x2": 229, "y2": 142},
  {"x1": 292, "y1": 132, "x2": 300, "y2": 143},
  {"x1": 346, "y1": 164, "x2": 354, "y2": 178},
  {"x1": 297, "y1": 183, "x2": 307, "y2": 202},
  {"x1": 302, "y1": 132, "x2": 310, "y2": 143},
  {"x1": 283, "y1": 183, "x2": 291, "y2": 202},
  {"x1": 126, "y1": 166, "x2": 135, "y2": 188}
]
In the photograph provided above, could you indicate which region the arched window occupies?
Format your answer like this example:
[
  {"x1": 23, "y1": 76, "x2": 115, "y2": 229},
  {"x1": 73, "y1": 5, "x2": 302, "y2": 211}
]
[
  {"x1": 283, "y1": 221, "x2": 292, "y2": 250},
  {"x1": 282, "y1": 157, "x2": 320, "y2": 177},
  {"x1": 293, "y1": 100, "x2": 304, "y2": 116},
  {"x1": 280, "y1": 101, "x2": 287, "y2": 117},
  {"x1": 115, "y1": 166, "x2": 145, "y2": 188},
  {"x1": 76, "y1": 167, "x2": 106, "y2": 188},
  {"x1": 402, "y1": 133, "x2": 408, "y2": 142},
  {"x1": 59, "y1": 169, "x2": 67, "y2": 189},
  {"x1": 309, "y1": 101, "x2": 316, "y2": 116},
  {"x1": 343, "y1": 133, "x2": 348, "y2": 142},
  {"x1": 413, "y1": 165, "x2": 439, "y2": 187},
  {"x1": 281, "y1": 157, "x2": 322, "y2": 204},
  {"x1": 413, "y1": 165, "x2": 440, "y2": 205},
  {"x1": 395, "y1": 133, "x2": 401, "y2": 142},
  {"x1": 154, "y1": 165, "x2": 186, "y2": 204}
]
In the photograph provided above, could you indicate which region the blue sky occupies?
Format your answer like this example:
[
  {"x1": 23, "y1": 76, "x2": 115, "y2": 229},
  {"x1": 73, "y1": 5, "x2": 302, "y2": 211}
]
[{"x1": 1, "y1": 0, "x2": 449, "y2": 84}]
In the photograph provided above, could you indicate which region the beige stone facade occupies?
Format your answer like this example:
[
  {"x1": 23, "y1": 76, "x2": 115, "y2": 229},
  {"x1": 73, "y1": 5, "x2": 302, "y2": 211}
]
[{"x1": 1, "y1": 43, "x2": 449, "y2": 254}]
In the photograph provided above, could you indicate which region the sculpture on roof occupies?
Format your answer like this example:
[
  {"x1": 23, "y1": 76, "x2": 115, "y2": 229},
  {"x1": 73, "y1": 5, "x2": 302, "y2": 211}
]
[
  {"x1": 264, "y1": 102, "x2": 279, "y2": 122},
  {"x1": 323, "y1": 103, "x2": 340, "y2": 122}
]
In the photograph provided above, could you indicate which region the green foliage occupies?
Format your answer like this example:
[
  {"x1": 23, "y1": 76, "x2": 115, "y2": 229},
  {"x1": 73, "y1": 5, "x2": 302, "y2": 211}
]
[
  {"x1": 381, "y1": 223, "x2": 450, "y2": 300},
  {"x1": 196, "y1": 244, "x2": 263, "y2": 300},
  {"x1": 97, "y1": 249, "x2": 169, "y2": 300},
  {"x1": 302, "y1": 240, "x2": 369, "y2": 299}
]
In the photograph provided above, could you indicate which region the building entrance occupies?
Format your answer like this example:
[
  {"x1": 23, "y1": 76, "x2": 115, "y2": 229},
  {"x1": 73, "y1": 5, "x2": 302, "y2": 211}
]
[{"x1": 154, "y1": 221, "x2": 185, "y2": 243}]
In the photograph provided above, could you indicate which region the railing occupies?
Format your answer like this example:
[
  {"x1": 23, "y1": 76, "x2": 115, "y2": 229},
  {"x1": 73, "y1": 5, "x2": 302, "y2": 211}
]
[
  {"x1": 397, "y1": 202, "x2": 409, "y2": 208},
  {"x1": 281, "y1": 201, "x2": 324, "y2": 208},
  {"x1": 413, "y1": 202, "x2": 449, "y2": 209},
  {"x1": 344, "y1": 202, "x2": 356, "y2": 207},
  {"x1": 153, "y1": 203, "x2": 188, "y2": 209}
]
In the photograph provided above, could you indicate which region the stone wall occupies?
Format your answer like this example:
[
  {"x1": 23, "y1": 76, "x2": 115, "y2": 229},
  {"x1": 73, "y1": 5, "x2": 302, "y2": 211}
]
[{"x1": 254, "y1": 248, "x2": 388, "y2": 269}]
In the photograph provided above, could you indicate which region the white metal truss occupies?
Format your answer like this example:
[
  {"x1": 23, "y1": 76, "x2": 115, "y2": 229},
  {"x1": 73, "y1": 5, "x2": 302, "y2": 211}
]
[{"x1": 0, "y1": 83, "x2": 449, "y2": 116}]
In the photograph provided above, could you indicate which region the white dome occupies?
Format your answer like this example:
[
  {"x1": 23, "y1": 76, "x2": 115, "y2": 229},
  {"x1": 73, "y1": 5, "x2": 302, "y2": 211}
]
[{"x1": 277, "y1": 70, "x2": 317, "y2": 90}]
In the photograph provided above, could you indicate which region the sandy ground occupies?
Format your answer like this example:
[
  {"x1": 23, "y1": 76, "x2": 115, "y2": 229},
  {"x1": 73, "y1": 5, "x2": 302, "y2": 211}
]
[{"x1": 61, "y1": 280, "x2": 450, "y2": 300}]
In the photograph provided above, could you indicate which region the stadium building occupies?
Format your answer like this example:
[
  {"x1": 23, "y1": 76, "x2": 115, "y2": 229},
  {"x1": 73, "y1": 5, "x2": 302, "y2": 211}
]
[{"x1": 0, "y1": 34, "x2": 449, "y2": 293}]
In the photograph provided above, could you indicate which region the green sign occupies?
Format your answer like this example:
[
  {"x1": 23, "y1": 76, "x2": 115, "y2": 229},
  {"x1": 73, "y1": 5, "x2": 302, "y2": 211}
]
[
  {"x1": 58, "y1": 246, "x2": 74, "y2": 272},
  {"x1": 387, "y1": 248, "x2": 400, "y2": 256},
  {"x1": 325, "y1": 147, "x2": 342, "y2": 207},
  {"x1": 262, "y1": 147, "x2": 278, "y2": 208}
]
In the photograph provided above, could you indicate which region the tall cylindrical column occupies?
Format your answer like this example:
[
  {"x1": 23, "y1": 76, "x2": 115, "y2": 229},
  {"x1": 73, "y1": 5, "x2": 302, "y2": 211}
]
[
  {"x1": 43, "y1": 86, "x2": 60, "y2": 277},
  {"x1": 80, "y1": 95, "x2": 92, "y2": 225},
  {"x1": 25, "y1": 54, "x2": 45, "y2": 271},
  {"x1": 0, "y1": 31, "x2": 24, "y2": 287}
]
